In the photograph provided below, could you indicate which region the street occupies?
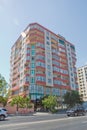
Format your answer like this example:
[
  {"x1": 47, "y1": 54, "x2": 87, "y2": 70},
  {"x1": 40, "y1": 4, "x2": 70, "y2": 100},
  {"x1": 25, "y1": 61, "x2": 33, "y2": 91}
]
[{"x1": 0, "y1": 114, "x2": 87, "y2": 130}]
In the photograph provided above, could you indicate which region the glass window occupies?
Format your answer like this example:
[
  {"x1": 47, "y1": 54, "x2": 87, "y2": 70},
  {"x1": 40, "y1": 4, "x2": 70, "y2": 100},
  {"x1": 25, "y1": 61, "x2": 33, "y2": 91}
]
[
  {"x1": 25, "y1": 76, "x2": 29, "y2": 82},
  {"x1": 31, "y1": 50, "x2": 35, "y2": 55},
  {"x1": 47, "y1": 36, "x2": 49, "y2": 40},
  {"x1": 47, "y1": 46, "x2": 50, "y2": 50},
  {"x1": 31, "y1": 57, "x2": 35, "y2": 61},
  {"x1": 59, "y1": 39, "x2": 65, "y2": 45},
  {"x1": 61, "y1": 89, "x2": 67, "y2": 95},
  {"x1": 31, "y1": 63, "x2": 35, "y2": 68},
  {"x1": 37, "y1": 86, "x2": 44, "y2": 94},
  {"x1": 46, "y1": 41, "x2": 50, "y2": 45},
  {"x1": 46, "y1": 88, "x2": 50, "y2": 94},
  {"x1": 48, "y1": 71, "x2": 51, "y2": 76},
  {"x1": 70, "y1": 45, "x2": 75, "y2": 50},
  {"x1": 26, "y1": 56, "x2": 30, "y2": 60},
  {"x1": 47, "y1": 58, "x2": 50, "y2": 63},
  {"x1": 27, "y1": 49, "x2": 30, "y2": 53},
  {"x1": 31, "y1": 70, "x2": 35, "y2": 75},
  {"x1": 31, "y1": 44, "x2": 35, "y2": 49},
  {"x1": 48, "y1": 79, "x2": 51, "y2": 83},
  {"x1": 31, "y1": 77, "x2": 35, "y2": 83},
  {"x1": 47, "y1": 65, "x2": 51, "y2": 70},
  {"x1": 71, "y1": 78, "x2": 74, "y2": 81}
]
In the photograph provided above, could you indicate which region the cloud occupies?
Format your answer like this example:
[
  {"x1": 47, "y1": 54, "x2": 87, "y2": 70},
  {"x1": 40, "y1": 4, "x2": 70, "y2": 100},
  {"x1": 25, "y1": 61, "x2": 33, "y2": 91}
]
[{"x1": 13, "y1": 18, "x2": 19, "y2": 26}]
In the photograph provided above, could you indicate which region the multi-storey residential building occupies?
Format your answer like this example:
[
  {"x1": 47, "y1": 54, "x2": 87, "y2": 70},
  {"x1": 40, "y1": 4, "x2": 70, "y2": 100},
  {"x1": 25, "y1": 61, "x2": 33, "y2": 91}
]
[
  {"x1": 10, "y1": 23, "x2": 78, "y2": 101},
  {"x1": 77, "y1": 65, "x2": 87, "y2": 101}
]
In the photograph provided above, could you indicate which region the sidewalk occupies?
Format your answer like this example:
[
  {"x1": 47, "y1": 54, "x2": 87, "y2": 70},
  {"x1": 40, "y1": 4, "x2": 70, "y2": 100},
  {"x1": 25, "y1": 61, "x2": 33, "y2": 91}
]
[
  {"x1": 8, "y1": 112, "x2": 52, "y2": 117},
  {"x1": 8, "y1": 110, "x2": 66, "y2": 117},
  {"x1": 33, "y1": 112, "x2": 51, "y2": 116}
]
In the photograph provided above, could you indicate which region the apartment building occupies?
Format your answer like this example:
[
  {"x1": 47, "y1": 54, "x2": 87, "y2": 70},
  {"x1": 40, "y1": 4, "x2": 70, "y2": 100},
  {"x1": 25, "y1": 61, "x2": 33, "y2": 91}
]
[
  {"x1": 10, "y1": 23, "x2": 78, "y2": 101},
  {"x1": 77, "y1": 65, "x2": 87, "y2": 101}
]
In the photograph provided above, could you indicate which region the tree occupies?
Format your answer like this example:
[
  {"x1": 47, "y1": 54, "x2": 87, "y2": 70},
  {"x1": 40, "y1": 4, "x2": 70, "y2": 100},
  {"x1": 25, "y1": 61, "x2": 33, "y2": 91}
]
[
  {"x1": 24, "y1": 96, "x2": 32, "y2": 109},
  {"x1": 0, "y1": 74, "x2": 8, "y2": 97},
  {"x1": 34, "y1": 95, "x2": 48, "y2": 111},
  {"x1": 19, "y1": 96, "x2": 32, "y2": 109},
  {"x1": 42, "y1": 95, "x2": 58, "y2": 113},
  {"x1": 10, "y1": 96, "x2": 24, "y2": 112},
  {"x1": 63, "y1": 90, "x2": 83, "y2": 108},
  {"x1": 10, "y1": 96, "x2": 32, "y2": 112},
  {"x1": 0, "y1": 96, "x2": 8, "y2": 107}
]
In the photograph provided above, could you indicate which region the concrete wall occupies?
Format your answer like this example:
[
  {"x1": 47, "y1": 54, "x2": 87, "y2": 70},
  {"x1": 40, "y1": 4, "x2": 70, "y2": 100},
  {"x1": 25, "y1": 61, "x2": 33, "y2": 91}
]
[{"x1": 0, "y1": 103, "x2": 34, "y2": 115}]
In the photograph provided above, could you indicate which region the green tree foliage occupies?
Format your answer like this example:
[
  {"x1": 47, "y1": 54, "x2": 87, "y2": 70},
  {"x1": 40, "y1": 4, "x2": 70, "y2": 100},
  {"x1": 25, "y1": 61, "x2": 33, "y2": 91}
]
[
  {"x1": 34, "y1": 95, "x2": 48, "y2": 109},
  {"x1": 0, "y1": 96, "x2": 8, "y2": 107},
  {"x1": 23, "y1": 96, "x2": 32, "y2": 109},
  {"x1": 42, "y1": 95, "x2": 58, "y2": 113},
  {"x1": 10, "y1": 96, "x2": 32, "y2": 112},
  {"x1": 63, "y1": 90, "x2": 83, "y2": 108},
  {"x1": 0, "y1": 74, "x2": 8, "y2": 96},
  {"x1": 10, "y1": 96, "x2": 22, "y2": 111}
]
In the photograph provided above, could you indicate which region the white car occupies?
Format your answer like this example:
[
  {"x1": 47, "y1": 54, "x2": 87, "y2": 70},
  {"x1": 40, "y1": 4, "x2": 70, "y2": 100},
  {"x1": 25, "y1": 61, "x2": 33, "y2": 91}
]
[{"x1": 0, "y1": 108, "x2": 8, "y2": 121}]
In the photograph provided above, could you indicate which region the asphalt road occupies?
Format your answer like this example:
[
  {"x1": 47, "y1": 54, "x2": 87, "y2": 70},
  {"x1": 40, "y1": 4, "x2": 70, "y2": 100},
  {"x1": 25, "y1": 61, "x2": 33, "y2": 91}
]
[{"x1": 0, "y1": 114, "x2": 87, "y2": 130}]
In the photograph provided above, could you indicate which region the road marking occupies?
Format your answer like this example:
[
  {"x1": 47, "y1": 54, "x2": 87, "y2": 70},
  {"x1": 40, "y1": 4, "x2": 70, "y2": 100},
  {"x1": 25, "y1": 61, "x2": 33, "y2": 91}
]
[
  {"x1": 0, "y1": 117, "x2": 75, "y2": 128},
  {"x1": 0, "y1": 116, "x2": 87, "y2": 128}
]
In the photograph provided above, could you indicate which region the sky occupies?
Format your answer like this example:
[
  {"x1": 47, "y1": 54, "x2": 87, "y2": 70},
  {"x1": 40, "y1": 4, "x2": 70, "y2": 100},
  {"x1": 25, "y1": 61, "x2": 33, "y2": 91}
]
[{"x1": 0, "y1": 0, "x2": 87, "y2": 82}]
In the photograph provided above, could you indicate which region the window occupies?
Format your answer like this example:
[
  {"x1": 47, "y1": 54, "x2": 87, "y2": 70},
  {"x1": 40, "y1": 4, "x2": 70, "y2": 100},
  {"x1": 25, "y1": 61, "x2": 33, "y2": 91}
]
[
  {"x1": 71, "y1": 78, "x2": 74, "y2": 81},
  {"x1": 27, "y1": 49, "x2": 30, "y2": 53},
  {"x1": 46, "y1": 87, "x2": 50, "y2": 94},
  {"x1": 59, "y1": 39, "x2": 65, "y2": 45},
  {"x1": 70, "y1": 67, "x2": 73, "y2": 71},
  {"x1": 71, "y1": 73, "x2": 73, "y2": 76},
  {"x1": 37, "y1": 86, "x2": 44, "y2": 94},
  {"x1": 52, "y1": 88, "x2": 60, "y2": 96},
  {"x1": 25, "y1": 76, "x2": 29, "y2": 81},
  {"x1": 31, "y1": 77, "x2": 35, "y2": 83},
  {"x1": 47, "y1": 65, "x2": 51, "y2": 70},
  {"x1": 31, "y1": 63, "x2": 35, "y2": 68},
  {"x1": 46, "y1": 31, "x2": 49, "y2": 35},
  {"x1": 48, "y1": 71, "x2": 51, "y2": 76},
  {"x1": 31, "y1": 70, "x2": 35, "y2": 75},
  {"x1": 31, "y1": 44, "x2": 35, "y2": 49},
  {"x1": 70, "y1": 45, "x2": 75, "y2": 50},
  {"x1": 48, "y1": 79, "x2": 51, "y2": 83},
  {"x1": 26, "y1": 56, "x2": 30, "y2": 60},
  {"x1": 31, "y1": 57, "x2": 35, "y2": 61},
  {"x1": 36, "y1": 62, "x2": 45, "y2": 67},
  {"x1": 47, "y1": 36, "x2": 49, "y2": 40},
  {"x1": 61, "y1": 89, "x2": 67, "y2": 95},
  {"x1": 46, "y1": 41, "x2": 50, "y2": 45},
  {"x1": 69, "y1": 57, "x2": 71, "y2": 61},
  {"x1": 47, "y1": 58, "x2": 50, "y2": 63},
  {"x1": 31, "y1": 50, "x2": 35, "y2": 55},
  {"x1": 20, "y1": 87, "x2": 23, "y2": 92},
  {"x1": 47, "y1": 46, "x2": 50, "y2": 50},
  {"x1": 36, "y1": 76, "x2": 45, "y2": 82}
]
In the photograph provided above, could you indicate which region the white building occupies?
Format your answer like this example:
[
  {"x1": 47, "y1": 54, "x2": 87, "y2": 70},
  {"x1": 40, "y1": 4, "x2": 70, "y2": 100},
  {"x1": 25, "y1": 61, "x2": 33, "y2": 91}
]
[{"x1": 77, "y1": 65, "x2": 87, "y2": 101}]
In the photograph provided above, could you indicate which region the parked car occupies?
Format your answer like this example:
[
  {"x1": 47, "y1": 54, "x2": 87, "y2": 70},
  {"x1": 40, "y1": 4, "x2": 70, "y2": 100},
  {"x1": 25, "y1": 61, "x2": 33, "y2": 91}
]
[
  {"x1": 84, "y1": 107, "x2": 87, "y2": 112},
  {"x1": 66, "y1": 106, "x2": 86, "y2": 116},
  {"x1": 0, "y1": 108, "x2": 8, "y2": 121}
]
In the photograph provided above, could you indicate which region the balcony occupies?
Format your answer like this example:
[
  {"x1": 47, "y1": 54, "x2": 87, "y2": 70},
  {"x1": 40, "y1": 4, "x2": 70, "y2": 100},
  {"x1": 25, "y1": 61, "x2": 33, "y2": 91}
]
[
  {"x1": 23, "y1": 82, "x2": 29, "y2": 87},
  {"x1": 36, "y1": 81, "x2": 46, "y2": 86},
  {"x1": 11, "y1": 86, "x2": 19, "y2": 91},
  {"x1": 36, "y1": 66, "x2": 45, "y2": 71}
]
